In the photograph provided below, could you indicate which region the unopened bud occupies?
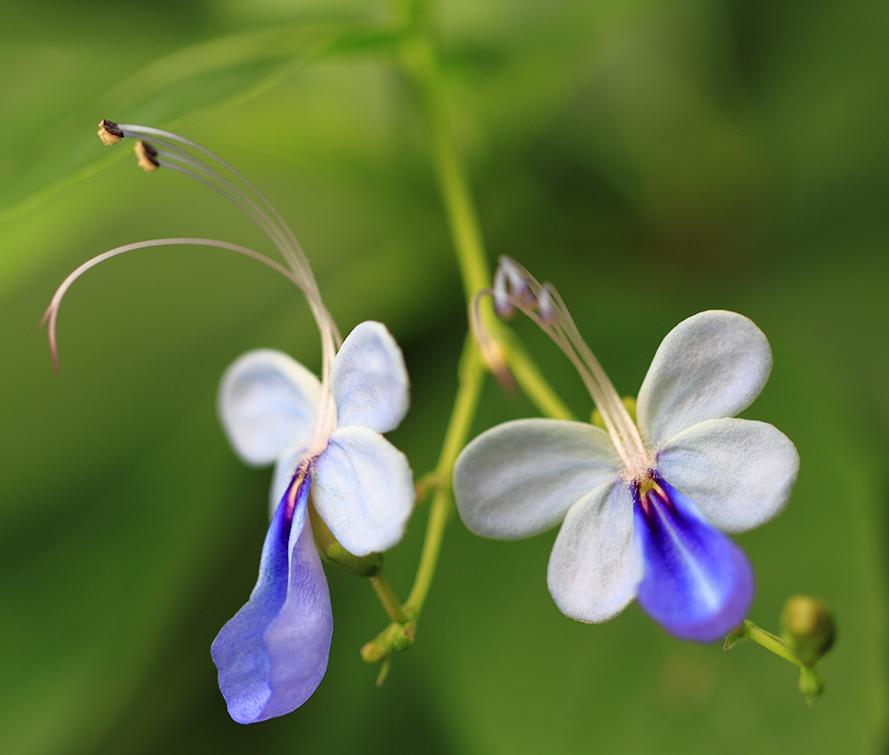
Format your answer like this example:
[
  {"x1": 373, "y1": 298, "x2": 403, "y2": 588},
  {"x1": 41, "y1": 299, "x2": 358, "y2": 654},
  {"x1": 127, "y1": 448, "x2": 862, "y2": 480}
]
[
  {"x1": 310, "y1": 502, "x2": 382, "y2": 576},
  {"x1": 798, "y1": 667, "x2": 824, "y2": 702},
  {"x1": 97, "y1": 119, "x2": 124, "y2": 146},
  {"x1": 135, "y1": 140, "x2": 160, "y2": 172},
  {"x1": 495, "y1": 256, "x2": 535, "y2": 311},
  {"x1": 492, "y1": 266, "x2": 515, "y2": 319},
  {"x1": 537, "y1": 283, "x2": 558, "y2": 324},
  {"x1": 781, "y1": 595, "x2": 836, "y2": 667}
]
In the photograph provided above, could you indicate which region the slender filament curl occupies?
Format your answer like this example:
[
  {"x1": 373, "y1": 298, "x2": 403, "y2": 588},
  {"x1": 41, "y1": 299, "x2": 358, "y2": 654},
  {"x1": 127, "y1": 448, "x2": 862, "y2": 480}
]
[
  {"x1": 473, "y1": 257, "x2": 653, "y2": 477},
  {"x1": 44, "y1": 237, "x2": 312, "y2": 372}
]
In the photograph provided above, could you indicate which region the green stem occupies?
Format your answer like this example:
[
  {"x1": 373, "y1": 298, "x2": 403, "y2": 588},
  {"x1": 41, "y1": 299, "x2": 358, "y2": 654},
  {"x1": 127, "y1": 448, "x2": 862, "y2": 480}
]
[
  {"x1": 729, "y1": 620, "x2": 825, "y2": 701},
  {"x1": 369, "y1": 575, "x2": 408, "y2": 623},
  {"x1": 400, "y1": 39, "x2": 489, "y2": 303},
  {"x1": 360, "y1": 0, "x2": 571, "y2": 666},
  {"x1": 397, "y1": 17, "x2": 572, "y2": 423},
  {"x1": 394, "y1": 9, "x2": 491, "y2": 622},
  {"x1": 406, "y1": 340, "x2": 483, "y2": 613},
  {"x1": 742, "y1": 620, "x2": 804, "y2": 668},
  {"x1": 506, "y1": 341, "x2": 575, "y2": 421}
]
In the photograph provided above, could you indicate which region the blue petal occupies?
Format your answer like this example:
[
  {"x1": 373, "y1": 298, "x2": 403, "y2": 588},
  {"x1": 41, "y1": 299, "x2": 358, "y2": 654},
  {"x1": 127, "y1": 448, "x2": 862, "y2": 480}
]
[
  {"x1": 211, "y1": 474, "x2": 333, "y2": 723},
  {"x1": 633, "y1": 474, "x2": 753, "y2": 642}
]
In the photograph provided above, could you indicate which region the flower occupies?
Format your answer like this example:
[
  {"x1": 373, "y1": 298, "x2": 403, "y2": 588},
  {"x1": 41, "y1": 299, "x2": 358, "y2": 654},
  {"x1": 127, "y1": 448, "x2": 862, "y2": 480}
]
[
  {"x1": 46, "y1": 121, "x2": 415, "y2": 722},
  {"x1": 454, "y1": 258, "x2": 799, "y2": 642},
  {"x1": 213, "y1": 320, "x2": 414, "y2": 723}
]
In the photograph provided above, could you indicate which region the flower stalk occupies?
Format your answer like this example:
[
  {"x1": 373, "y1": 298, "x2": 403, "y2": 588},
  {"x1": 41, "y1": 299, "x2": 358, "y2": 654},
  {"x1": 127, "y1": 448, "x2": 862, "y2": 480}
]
[
  {"x1": 367, "y1": 0, "x2": 829, "y2": 702},
  {"x1": 724, "y1": 597, "x2": 835, "y2": 703},
  {"x1": 359, "y1": 1, "x2": 571, "y2": 670}
]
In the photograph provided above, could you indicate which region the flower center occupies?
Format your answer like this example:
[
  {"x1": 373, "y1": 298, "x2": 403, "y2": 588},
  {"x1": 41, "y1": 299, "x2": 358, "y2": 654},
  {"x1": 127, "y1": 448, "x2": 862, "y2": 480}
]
[
  {"x1": 285, "y1": 463, "x2": 312, "y2": 519},
  {"x1": 633, "y1": 471, "x2": 669, "y2": 517}
]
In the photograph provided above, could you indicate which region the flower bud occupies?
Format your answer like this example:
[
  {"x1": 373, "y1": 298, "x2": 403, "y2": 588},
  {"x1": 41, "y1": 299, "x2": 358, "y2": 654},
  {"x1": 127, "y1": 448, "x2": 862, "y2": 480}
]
[
  {"x1": 798, "y1": 667, "x2": 824, "y2": 702},
  {"x1": 780, "y1": 595, "x2": 836, "y2": 667},
  {"x1": 310, "y1": 502, "x2": 383, "y2": 577}
]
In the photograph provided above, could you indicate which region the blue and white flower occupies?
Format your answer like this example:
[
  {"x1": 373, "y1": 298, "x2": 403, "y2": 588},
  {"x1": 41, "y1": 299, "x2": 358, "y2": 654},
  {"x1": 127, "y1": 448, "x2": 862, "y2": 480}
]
[
  {"x1": 46, "y1": 121, "x2": 415, "y2": 723},
  {"x1": 454, "y1": 258, "x2": 799, "y2": 642},
  {"x1": 213, "y1": 320, "x2": 413, "y2": 723}
]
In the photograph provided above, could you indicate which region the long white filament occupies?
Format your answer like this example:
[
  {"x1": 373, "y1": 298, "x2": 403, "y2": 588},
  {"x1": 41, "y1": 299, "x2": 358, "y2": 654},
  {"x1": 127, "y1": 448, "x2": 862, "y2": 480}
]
[
  {"x1": 44, "y1": 237, "x2": 316, "y2": 371},
  {"x1": 117, "y1": 125, "x2": 314, "y2": 288},
  {"x1": 471, "y1": 258, "x2": 652, "y2": 478},
  {"x1": 105, "y1": 123, "x2": 340, "y2": 438}
]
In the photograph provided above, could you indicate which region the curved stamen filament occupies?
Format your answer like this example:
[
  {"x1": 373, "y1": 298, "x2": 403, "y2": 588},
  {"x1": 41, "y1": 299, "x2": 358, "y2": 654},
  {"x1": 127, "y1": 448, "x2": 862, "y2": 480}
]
[
  {"x1": 154, "y1": 152, "x2": 340, "y2": 358},
  {"x1": 99, "y1": 121, "x2": 342, "y2": 439},
  {"x1": 44, "y1": 237, "x2": 315, "y2": 372},
  {"x1": 118, "y1": 124, "x2": 314, "y2": 288},
  {"x1": 130, "y1": 134, "x2": 338, "y2": 341},
  {"x1": 473, "y1": 258, "x2": 652, "y2": 477}
]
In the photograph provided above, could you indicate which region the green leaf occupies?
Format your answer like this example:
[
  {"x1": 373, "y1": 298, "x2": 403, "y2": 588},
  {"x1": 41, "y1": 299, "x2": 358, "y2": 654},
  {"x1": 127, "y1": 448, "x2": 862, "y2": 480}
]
[{"x1": 0, "y1": 23, "x2": 405, "y2": 222}]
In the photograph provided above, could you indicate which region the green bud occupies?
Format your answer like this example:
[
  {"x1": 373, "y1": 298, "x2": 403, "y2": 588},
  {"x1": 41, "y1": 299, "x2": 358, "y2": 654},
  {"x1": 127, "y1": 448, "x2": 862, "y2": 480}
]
[
  {"x1": 592, "y1": 396, "x2": 637, "y2": 429},
  {"x1": 310, "y1": 502, "x2": 383, "y2": 577},
  {"x1": 798, "y1": 667, "x2": 824, "y2": 702},
  {"x1": 780, "y1": 595, "x2": 836, "y2": 667}
]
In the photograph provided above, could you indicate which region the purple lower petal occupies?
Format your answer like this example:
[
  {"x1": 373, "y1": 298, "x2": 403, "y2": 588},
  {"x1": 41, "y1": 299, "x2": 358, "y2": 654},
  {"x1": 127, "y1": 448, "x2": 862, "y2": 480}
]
[
  {"x1": 633, "y1": 473, "x2": 753, "y2": 643},
  {"x1": 211, "y1": 474, "x2": 333, "y2": 723}
]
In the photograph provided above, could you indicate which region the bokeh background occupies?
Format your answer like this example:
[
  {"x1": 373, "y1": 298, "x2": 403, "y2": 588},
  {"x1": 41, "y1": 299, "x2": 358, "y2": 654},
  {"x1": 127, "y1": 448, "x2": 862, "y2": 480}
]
[{"x1": 1, "y1": 0, "x2": 887, "y2": 753}]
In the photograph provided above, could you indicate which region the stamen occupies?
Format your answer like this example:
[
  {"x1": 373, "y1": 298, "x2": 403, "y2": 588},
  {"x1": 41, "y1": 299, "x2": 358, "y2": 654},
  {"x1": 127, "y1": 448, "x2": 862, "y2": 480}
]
[
  {"x1": 634, "y1": 473, "x2": 667, "y2": 516},
  {"x1": 285, "y1": 463, "x2": 310, "y2": 518},
  {"x1": 43, "y1": 237, "x2": 311, "y2": 372},
  {"x1": 492, "y1": 265, "x2": 514, "y2": 318},
  {"x1": 537, "y1": 283, "x2": 557, "y2": 325},
  {"x1": 469, "y1": 289, "x2": 516, "y2": 389},
  {"x1": 134, "y1": 140, "x2": 159, "y2": 172},
  {"x1": 116, "y1": 124, "x2": 317, "y2": 290},
  {"x1": 478, "y1": 257, "x2": 653, "y2": 477},
  {"x1": 98, "y1": 120, "x2": 334, "y2": 334},
  {"x1": 97, "y1": 119, "x2": 124, "y2": 146},
  {"x1": 499, "y1": 257, "x2": 534, "y2": 307},
  {"x1": 93, "y1": 119, "x2": 343, "y2": 440}
]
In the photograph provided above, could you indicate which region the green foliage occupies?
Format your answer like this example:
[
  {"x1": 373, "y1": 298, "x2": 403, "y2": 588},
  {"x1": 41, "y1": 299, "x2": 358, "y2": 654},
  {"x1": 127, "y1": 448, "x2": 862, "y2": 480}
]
[
  {"x1": 0, "y1": 20, "x2": 405, "y2": 221},
  {"x1": 0, "y1": 1, "x2": 886, "y2": 753}
]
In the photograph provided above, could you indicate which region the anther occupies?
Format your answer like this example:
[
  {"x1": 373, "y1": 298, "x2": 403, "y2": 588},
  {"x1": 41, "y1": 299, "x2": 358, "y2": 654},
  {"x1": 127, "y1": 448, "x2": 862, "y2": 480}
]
[
  {"x1": 97, "y1": 119, "x2": 125, "y2": 146},
  {"x1": 492, "y1": 266, "x2": 515, "y2": 318},
  {"x1": 537, "y1": 283, "x2": 557, "y2": 324},
  {"x1": 135, "y1": 141, "x2": 160, "y2": 172},
  {"x1": 498, "y1": 257, "x2": 534, "y2": 307}
]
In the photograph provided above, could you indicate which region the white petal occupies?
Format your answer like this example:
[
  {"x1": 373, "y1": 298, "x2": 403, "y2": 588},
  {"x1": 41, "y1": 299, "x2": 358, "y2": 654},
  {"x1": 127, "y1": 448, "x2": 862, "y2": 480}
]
[
  {"x1": 656, "y1": 417, "x2": 799, "y2": 533},
  {"x1": 218, "y1": 350, "x2": 321, "y2": 466},
  {"x1": 636, "y1": 311, "x2": 773, "y2": 446},
  {"x1": 547, "y1": 481, "x2": 642, "y2": 622},
  {"x1": 453, "y1": 419, "x2": 622, "y2": 540},
  {"x1": 312, "y1": 426, "x2": 414, "y2": 556},
  {"x1": 330, "y1": 321, "x2": 409, "y2": 433}
]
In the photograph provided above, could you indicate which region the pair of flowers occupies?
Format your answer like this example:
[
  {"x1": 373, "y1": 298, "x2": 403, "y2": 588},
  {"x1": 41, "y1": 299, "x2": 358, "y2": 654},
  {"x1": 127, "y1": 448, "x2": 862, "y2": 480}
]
[
  {"x1": 216, "y1": 295, "x2": 797, "y2": 722},
  {"x1": 51, "y1": 122, "x2": 799, "y2": 724}
]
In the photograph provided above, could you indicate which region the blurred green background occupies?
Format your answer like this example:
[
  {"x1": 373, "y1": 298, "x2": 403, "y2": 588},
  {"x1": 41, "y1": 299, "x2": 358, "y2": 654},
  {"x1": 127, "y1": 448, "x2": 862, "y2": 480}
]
[{"x1": 1, "y1": 0, "x2": 887, "y2": 753}]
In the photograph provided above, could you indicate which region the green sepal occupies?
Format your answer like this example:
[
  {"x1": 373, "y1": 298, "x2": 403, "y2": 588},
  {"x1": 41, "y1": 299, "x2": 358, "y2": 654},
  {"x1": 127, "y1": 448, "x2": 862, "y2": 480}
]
[{"x1": 310, "y1": 501, "x2": 383, "y2": 577}]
